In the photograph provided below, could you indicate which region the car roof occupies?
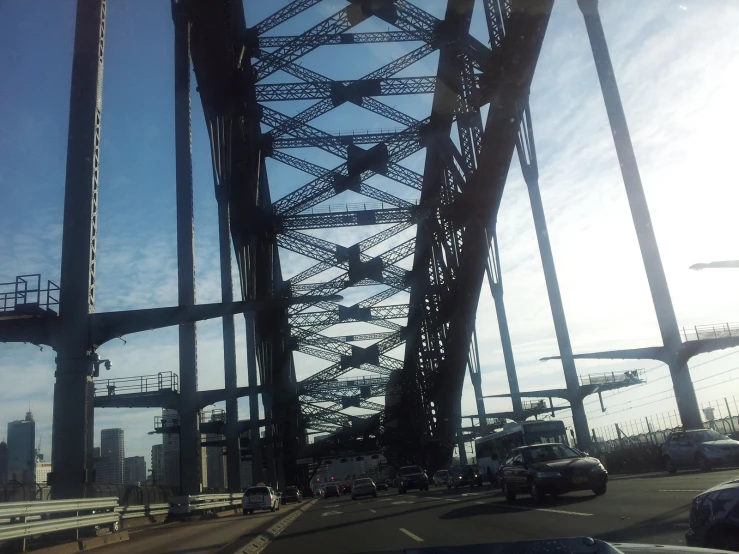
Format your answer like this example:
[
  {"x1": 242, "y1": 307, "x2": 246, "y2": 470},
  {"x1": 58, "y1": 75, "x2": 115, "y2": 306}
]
[{"x1": 513, "y1": 443, "x2": 566, "y2": 450}]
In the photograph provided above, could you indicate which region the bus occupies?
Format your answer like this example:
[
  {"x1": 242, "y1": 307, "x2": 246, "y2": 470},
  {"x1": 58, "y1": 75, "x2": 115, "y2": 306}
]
[{"x1": 474, "y1": 420, "x2": 569, "y2": 478}]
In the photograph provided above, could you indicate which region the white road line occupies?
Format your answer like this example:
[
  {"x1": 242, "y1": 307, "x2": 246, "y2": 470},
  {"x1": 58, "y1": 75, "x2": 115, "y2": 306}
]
[
  {"x1": 324, "y1": 504, "x2": 340, "y2": 508},
  {"x1": 658, "y1": 490, "x2": 703, "y2": 492},
  {"x1": 444, "y1": 498, "x2": 460, "y2": 502},
  {"x1": 399, "y1": 528, "x2": 424, "y2": 542},
  {"x1": 489, "y1": 504, "x2": 592, "y2": 517},
  {"x1": 474, "y1": 501, "x2": 486, "y2": 505},
  {"x1": 378, "y1": 498, "x2": 394, "y2": 502},
  {"x1": 369, "y1": 509, "x2": 376, "y2": 513}
]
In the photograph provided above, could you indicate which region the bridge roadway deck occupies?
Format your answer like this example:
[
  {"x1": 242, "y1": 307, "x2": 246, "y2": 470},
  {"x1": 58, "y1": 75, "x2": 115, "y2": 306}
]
[
  {"x1": 92, "y1": 501, "x2": 306, "y2": 554},
  {"x1": 264, "y1": 470, "x2": 738, "y2": 554}
]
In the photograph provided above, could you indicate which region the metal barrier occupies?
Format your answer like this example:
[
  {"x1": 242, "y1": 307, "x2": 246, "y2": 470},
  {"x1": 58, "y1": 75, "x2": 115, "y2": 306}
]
[
  {"x1": 94, "y1": 372, "x2": 179, "y2": 397},
  {"x1": 115, "y1": 503, "x2": 169, "y2": 520},
  {"x1": 168, "y1": 493, "x2": 243, "y2": 515},
  {"x1": 0, "y1": 274, "x2": 59, "y2": 314},
  {"x1": 579, "y1": 369, "x2": 643, "y2": 387},
  {"x1": 0, "y1": 498, "x2": 119, "y2": 548},
  {"x1": 681, "y1": 322, "x2": 739, "y2": 342}
]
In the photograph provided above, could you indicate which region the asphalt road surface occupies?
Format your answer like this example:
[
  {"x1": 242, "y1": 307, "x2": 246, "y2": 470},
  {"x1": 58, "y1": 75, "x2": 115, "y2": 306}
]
[
  {"x1": 265, "y1": 469, "x2": 739, "y2": 554},
  {"x1": 93, "y1": 501, "x2": 304, "y2": 554}
]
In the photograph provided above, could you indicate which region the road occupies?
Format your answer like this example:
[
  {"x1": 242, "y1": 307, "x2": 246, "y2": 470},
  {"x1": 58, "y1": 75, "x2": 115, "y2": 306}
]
[
  {"x1": 93, "y1": 501, "x2": 305, "y2": 554},
  {"x1": 265, "y1": 469, "x2": 739, "y2": 554}
]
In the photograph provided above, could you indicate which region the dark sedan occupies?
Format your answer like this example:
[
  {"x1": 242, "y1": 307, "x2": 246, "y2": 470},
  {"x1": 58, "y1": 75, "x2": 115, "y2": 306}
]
[
  {"x1": 686, "y1": 477, "x2": 739, "y2": 551},
  {"x1": 282, "y1": 486, "x2": 302, "y2": 504},
  {"x1": 324, "y1": 484, "x2": 341, "y2": 498},
  {"x1": 499, "y1": 443, "x2": 608, "y2": 503}
]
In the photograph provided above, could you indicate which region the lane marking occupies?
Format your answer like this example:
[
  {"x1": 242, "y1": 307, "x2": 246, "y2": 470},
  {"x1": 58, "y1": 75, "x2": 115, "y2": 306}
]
[
  {"x1": 369, "y1": 509, "x2": 376, "y2": 513},
  {"x1": 321, "y1": 510, "x2": 343, "y2": 517},
  {"x1": 489, "y1": 503, "x2": 592, "y2": 517},
  {"x1": 658, "y1": 489, "x2": 703, "y2": 492},
  {"x1": 460, "y1": 492, "x2": 481, "y2": 497},
  {"x1": 324, "y1": 504, "x2": 340, "y2": 508},
  {"x1": 399, "y1": 528, "x2": 424, "y2": 542},
  {"x1": 444, "y1": 498, "x2": 460, "y2": 502},
  {"x1": 378, "y1": 498, "x2": 394, "y2": 502},
  {"x1": 474, "y1": 501, "x2": 485, "y2": 505},
  {"x1": 392, "y1": 500, "x2": 415, "y2": 505}
]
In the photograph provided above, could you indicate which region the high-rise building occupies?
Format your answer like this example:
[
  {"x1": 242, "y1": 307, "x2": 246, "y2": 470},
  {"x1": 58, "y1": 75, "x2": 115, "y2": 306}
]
[
  {"x1": 161, "y1": 409, "x2": 180, "y2": 488},
  {"x1": 97, "y1": 429, "x2": 124, "y2": 484},
  {"x1": 0, "y1": 441, "x2": 8, "y2": 482},
  {"x1": 35, "y1": 460, "x2": 52, "y2": 485},
  {"x1": 7, "y1": 411, "x2": 35, "y2": 482},
  {"x1": 124, "y1": 456, "x2": 146, "y2": 485},
  {"x1": 151, "y1": 444, "x2": 164, "y2": 485}
]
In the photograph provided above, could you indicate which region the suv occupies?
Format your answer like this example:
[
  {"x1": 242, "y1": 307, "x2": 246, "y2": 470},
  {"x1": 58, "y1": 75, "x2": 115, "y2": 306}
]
[
  {"x1": 397, "y1": 465, "x2": 429, "y2": 494},
  {"x1": 242, "y1": 485, "x2": 280, "y2": 514},
  {"x1": 663, "y1": 429, "x2": 739, "y2": 473},
  {"x1": 447, "y1": 465, "x2": 483, "y2": 489}
]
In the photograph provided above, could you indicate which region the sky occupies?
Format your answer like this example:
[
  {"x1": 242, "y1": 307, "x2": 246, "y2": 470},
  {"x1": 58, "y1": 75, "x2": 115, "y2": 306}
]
[{"x1": 1, "y1": 0, "x2": 739, "y2": 467}]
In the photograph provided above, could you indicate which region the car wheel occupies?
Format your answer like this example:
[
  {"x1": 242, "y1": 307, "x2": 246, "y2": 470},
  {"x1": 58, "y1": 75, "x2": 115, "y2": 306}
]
[
  {"x1": 697, "y1": 454, "x2": 712, "y2": 472},
  {"x1": 592, "y1": 484, "x2": 606, "y2": 496},
  {"x1": 664, "y1": 457, "x2": 677, "y2": 474},
  {"x1": 528, "y1": 481, "x2": 543, "y2": 503},
  {"x1": 271, "y1": 506, "x2": 276, "y2": 512},
  {"x1": 110, "y1": 520, "x2": 120, "y2": 533},
  {"x1": 502, "y1": 480, "x2": 516, "y2": 502}
]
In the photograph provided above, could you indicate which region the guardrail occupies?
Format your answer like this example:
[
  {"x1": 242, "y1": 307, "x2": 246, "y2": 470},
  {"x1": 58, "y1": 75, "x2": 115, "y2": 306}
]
[
  {"x1": 94, "y1": 372, "x2": 179, "y2": 397},
  {"x1": 168, "y1": 493, "x2": 242, "y2": 515},
  {"x1": 681, "y1": 322, "x2": 739, "y2": 342},
  {"x1": 0, "y1": 274, "x2": 59, "y2": 314},
  {"x1": 115, "y1": 503, "x2": 169, "y2": 520},
  {"x1": 0, "y1": 498, "x2": 119, "y2": 549}
]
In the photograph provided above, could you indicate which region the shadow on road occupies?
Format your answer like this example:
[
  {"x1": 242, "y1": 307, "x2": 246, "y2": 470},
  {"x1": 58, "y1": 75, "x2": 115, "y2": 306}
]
[
  {"x1": 594, "y1": 504, "x2": 689, "y2": 544},
  {"x1": 439, "y1": 494, "x2": 596, "y2": 520}
]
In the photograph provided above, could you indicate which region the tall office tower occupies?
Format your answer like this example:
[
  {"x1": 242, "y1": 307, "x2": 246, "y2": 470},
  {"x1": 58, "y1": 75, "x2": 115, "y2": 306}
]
[
  {"x1": 161, "y1": 409, "x2": 180, "y2": 488},
  {"x1": 151, "y1": 444, "x2": 164, "y2": 486},
  {"x1": 7, "y1": 411, "x2": 35, "y2": 482},
  {"x1": 98, "y1": 429, "x2": 124, "y2": 484},
  {"x1": 124, "y1": 456, "x2": 146, "y2": 484},
  {"x1": 0, "y1": 441, "x2": 9, "y2": 481}
]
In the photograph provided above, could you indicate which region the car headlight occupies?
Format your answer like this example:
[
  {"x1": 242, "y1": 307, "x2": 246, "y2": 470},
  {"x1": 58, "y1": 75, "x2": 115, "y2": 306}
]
[
  {"x1": 535, "y1": 471, "x2": 561, "y2": 478},
  {"x1": 590, "y1": 464, "x2": 606, "y2": 473},
  {"x1": 458, "y1": 476, "x2": 462, "y2": 480},
  {"x1": 474, "y1": 474, "x2": 478, "y2": 478}
]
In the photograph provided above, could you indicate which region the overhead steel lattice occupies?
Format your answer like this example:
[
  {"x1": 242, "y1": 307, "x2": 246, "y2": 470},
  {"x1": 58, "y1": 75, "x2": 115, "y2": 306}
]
[{"x1": 190, "y1": 0, "x2": 554, "y2": 471}]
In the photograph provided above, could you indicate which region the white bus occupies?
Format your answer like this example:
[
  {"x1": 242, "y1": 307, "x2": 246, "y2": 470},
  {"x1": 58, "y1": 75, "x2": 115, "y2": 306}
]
[{"x1": 474, "y1": 420, "x2": 569, "y2": 477}]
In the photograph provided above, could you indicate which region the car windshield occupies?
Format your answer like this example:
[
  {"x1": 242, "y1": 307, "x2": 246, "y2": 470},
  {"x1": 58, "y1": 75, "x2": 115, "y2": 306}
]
[
  {"x1": 689, "y1": 430, "x2": 730, "y2": 443},
  {"x1": 6, "y1": 0, "x2": 737, "y2": 550},
  {"x1": 522, "y1": 444, "x2": 582, "y2": 463}
]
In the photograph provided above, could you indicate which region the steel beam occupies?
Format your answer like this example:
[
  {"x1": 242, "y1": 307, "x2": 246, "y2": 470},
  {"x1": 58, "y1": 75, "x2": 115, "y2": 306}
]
[
  {"x1": 578, "y1": 0, "x2": 702, "y2": 429},
  {"x1": 173, "y1": 0, "x2": 201, "y2": 495},
  {"x1": 51, "y1": 0, "x2": 106, "y2": 499}
]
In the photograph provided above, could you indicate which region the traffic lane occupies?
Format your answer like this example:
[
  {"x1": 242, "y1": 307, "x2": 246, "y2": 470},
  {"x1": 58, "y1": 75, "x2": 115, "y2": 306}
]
[
  {"x1": 265, "y1": 472, "x2": 739, "y2": 554},
  {"x1": 95, "y1": 503, "x2": 302, "y2": 554}
]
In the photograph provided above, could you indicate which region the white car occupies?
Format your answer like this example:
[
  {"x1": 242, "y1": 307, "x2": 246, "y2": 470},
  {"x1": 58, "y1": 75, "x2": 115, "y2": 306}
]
[
  {"x1": 242, "y1": 485, "x2": 280, "y2": 515},
  {"x1": 351, "y1": 478, "x2": 377, "y2": 500}
]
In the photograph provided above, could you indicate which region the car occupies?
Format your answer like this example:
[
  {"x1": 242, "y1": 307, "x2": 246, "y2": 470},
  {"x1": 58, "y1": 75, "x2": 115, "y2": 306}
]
[
  {"x1": 662, "y1": 429, "x2": 739, "y2": 473},
  {"x1": 397, "y1": 465, "x2": 430, "y2": 493},
  {"x1": 282, "y1": 486, "x2": 302, "y2": 504},
  {"x1": 351, "y1": 478, "x2": 377, "y2": 500},
  {"x1": 376, "y1": 481, "x2": 388, "y2": 491},
  {"x1": 324, "y1": 484, "x2": 341, "y2": 498},
  {"x1": 447, "y1": 465, "x2": 482, "y2": 489},
  {"x1": 499, "y1": 443, "x2": 608, "y2": 503},
  {"x1": 685, "y1": 477, "x2": 739, "y2": 551},
  {"x1": 242, "y1": 485, "x2": 280, "y2": 514},
  {"x1": 433, "y1": 469, "x2": 449, "y2": 487}
]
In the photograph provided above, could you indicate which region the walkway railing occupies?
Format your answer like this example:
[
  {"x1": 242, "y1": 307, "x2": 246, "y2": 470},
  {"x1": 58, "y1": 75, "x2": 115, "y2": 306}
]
[
  {"x1": 94, "y1": 372, "x2": 179, "y2": 397},
  {"x1": 681, "y1": 322, "x2": 739, "y2": 342},
  {"x1": 579, "y1": 369, "x2": 643, "y2": 387},
  {"x1": 0, "y1": 274, "x2": 59, "y2": 314},
  {"x1": 297, "y1": 201, "x2": 417, "y2": 216}
]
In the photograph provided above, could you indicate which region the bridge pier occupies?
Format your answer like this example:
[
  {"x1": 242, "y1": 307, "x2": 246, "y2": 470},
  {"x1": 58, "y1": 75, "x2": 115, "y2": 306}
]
[
  {"x1": 578, "y1": 0, "x2": 702, "y2": 429},
  {"x1": 246, "y1": 314, "x2": 263, "y2": 484},
  {"x1": 173, "y1": 0, "x2": 201, "y2": 495},
  {"x1": 517, "y1": 106, "x2": 591, "y2": 451},
  {"x1": 50, "y1": 0, "x2": 106, "y2": 499}
]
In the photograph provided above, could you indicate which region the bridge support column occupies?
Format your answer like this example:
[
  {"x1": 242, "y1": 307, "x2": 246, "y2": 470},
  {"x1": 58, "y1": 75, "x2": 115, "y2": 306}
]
[
  {"x1": 468, "y1": 326, "x2": 488, "y2": 435},
  {"x1": 263, "y1": 392, "x2": 277, "y2": 488},
  {"x1": 578, "y1": 0, "x2": 701, "y2": 429},
  {"x1": 517, "y1": 106, "x2": 591, "y2": 451},
  {"x1": 173, "y1": 0, "x2": 201, "y2": 495},
  {"x1": 485, "y1": 231, "x2": 523, "y2": 418},
  {"x1": 246, "y1": 314, "x2": 263, "y2": 484},
  {"x1": 218, "y1": 197, "x2": 241, "y2": 492},
  {"x1": 51, "y1": 0, "x2": 106, "y2": 500}
]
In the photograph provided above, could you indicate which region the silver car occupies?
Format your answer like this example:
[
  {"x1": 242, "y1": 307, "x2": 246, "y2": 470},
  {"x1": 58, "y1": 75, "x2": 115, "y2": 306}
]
[
  {"x1": 663, "y1": 429, "x2": 739, "y2": 473},
  {"x1": 351, "y1": 478, "x2": 377, "y2": 500},
  {"x1": 242, "y1": 485, "x2": 280, "y2": 514}
]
